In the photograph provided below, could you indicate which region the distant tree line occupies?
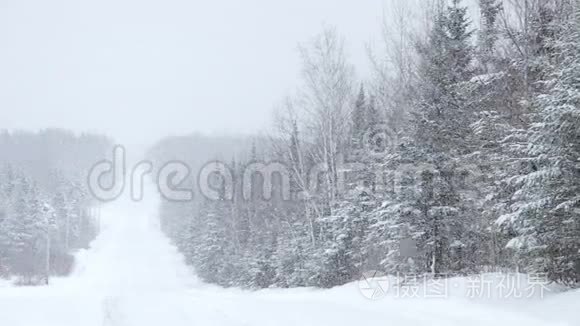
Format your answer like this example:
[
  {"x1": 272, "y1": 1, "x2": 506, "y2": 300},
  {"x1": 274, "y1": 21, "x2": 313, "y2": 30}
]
[{"x1": 0, "y1": 129, "x2": 111, "y2": 285}]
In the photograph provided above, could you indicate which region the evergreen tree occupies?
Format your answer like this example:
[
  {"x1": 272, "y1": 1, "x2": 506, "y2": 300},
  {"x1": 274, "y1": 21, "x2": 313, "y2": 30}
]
[
  {"x1": 1, "y1": 178, "x2": 45, "y2": 283},
  {"x1": 478, "y1": 0, "x2": 502, "y2": 72},
  {"x1": 351, "y1": 84, "x2": 367, "y2": 150},
  {"x1": 505, "y1": 4, "x2": 580, "y2": 285}
]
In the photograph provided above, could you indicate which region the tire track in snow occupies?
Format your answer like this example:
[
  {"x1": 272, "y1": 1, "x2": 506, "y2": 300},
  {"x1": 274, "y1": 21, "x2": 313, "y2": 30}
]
[{"x1": 102, "y1": 296, "x2": 125, "y2": 326}]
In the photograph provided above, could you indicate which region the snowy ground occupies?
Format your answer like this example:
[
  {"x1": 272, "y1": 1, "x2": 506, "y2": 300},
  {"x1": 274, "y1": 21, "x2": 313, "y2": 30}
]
[{"x1": 0, "y1": 183, "x2": 577, "y2": 326}]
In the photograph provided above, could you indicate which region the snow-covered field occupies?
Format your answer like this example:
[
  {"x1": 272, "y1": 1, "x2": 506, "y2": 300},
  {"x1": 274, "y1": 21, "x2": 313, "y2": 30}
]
[{"x1": 0, "y1": 183, "x2": 577, "y2": 326}]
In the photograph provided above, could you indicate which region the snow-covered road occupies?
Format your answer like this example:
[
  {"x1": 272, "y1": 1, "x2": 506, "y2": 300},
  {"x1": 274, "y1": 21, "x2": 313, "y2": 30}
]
[{"x1": 0, "y1": 182, "x2": 577, "y2": 326}]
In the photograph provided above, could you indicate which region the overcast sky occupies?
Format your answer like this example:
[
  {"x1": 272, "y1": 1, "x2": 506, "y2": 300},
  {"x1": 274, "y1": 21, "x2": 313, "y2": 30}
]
[{"x1": 0, "y1": 0, "x2": 475, "y2": 146}]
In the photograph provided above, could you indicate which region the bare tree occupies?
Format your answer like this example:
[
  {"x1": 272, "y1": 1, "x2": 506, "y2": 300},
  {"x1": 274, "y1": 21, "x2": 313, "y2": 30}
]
[{"x1": 296, "y1": 28, "x2": 355, "y2": 216}]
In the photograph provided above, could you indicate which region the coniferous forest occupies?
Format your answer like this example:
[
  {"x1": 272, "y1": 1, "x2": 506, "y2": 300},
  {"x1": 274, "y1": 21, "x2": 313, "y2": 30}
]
[
  {"x1": 151, "y1": 0, "x2": 580, "y2": 289},
  {"x1": 0, "y1": 130, "x2": 111, "y2": 284}
]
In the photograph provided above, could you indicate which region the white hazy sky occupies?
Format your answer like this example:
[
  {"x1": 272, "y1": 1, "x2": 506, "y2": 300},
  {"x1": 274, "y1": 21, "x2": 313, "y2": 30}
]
[{"x1": 0, "y1": 0, "x2": 474, "y2": 146}]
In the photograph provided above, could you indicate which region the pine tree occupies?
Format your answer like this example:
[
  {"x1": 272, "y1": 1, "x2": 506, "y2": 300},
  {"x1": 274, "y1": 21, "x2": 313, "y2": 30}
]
[
  {"x1": 477, "y1": 0, "x2": 502, "y2": 72},
  {"x1": 2, "y1": 178, "x2": 45, "y2": 283},
  {"x1": 317, "y1": 191, "x2": 371, "y2": 287},
  {"x1": 273, "y1": 223, "x2": 311, "y2": 287},
  {"x1": 192, "y1": 201, "x2": 228, "y2": 285},
  {"x1": 505, "y1": 4, "x2": 580, "y2": 286},
  {"x1": 406, "y1": 0, "x2": 476, "y2": 274},
  {"x1": 351, "y1": 84, "x2": 367, "y2": 150}
]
